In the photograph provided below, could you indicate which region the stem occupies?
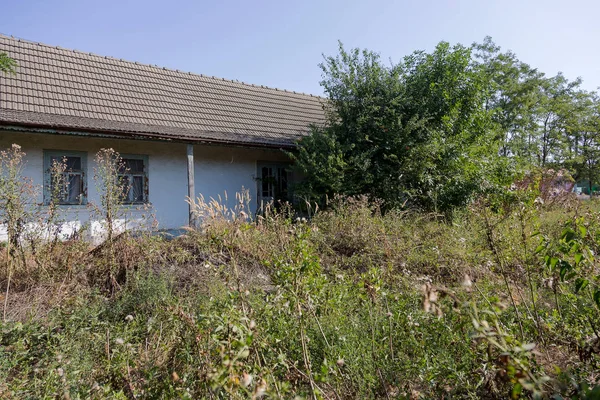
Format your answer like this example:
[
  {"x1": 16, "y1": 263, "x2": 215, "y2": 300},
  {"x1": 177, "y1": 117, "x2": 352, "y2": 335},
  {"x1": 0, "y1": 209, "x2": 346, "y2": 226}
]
[
  {"x1": 474, "y1": 283, "x2": 509, "y2": 331},
  {"x1": 553, "y1": 284, "x2": 562, "y2": 319},
  {"x1": 2, "y1": 236, "x2": 13, "y2": 322},
  {"x1": 299, "y1": 302, "x2": 317, "y2": 400},
  {"x1": 384, "y1": 296, "x2": 394, "y2": 361},
  {"x1": 483, "y1": 208, "x2": 525, "y2": 340},
  {"x1": 307, "y1": 301, "x2": 330, "y2": 348},
  {"x1": 519, "y1": 207, "x2": 545, "y2": 344},
  {"x1": 3, "y1": 255, "x2": 12, "y2": 322}
]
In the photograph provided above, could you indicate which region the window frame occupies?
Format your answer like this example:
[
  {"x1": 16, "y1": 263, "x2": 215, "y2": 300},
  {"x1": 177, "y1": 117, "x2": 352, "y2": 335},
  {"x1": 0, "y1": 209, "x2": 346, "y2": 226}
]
[
  {"x1": 43, "y1": 150, "x2": 88, "y2": 206},
  {"x1": 256, "y1": 161, "x2": 292, "y2": 205},
  {"x1": 117, "y1": 154, "x2": 149, "y2": 205}
]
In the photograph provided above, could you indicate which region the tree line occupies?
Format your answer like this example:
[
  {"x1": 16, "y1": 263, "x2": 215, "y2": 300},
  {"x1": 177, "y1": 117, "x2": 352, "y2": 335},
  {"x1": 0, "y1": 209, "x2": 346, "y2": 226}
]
[{"x1": 292, "y1": 37, "x2": 600, "y2": 213}]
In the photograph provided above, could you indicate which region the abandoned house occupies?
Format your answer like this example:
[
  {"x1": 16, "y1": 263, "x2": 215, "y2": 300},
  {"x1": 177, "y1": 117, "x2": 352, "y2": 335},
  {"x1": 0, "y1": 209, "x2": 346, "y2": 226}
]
[{"x1": 0, "y1": 35, "x2": 326, "y2": 240}]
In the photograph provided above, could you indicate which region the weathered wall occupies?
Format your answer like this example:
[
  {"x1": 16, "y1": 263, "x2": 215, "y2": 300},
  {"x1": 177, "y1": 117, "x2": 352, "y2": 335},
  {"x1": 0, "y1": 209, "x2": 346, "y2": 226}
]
[{"x1": 0, "y1": 131, "x2": 289, "y2": 241}]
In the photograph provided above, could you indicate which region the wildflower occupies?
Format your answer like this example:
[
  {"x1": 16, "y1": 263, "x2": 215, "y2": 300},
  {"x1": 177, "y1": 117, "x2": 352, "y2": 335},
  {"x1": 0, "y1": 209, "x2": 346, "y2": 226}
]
[
  {"x1": 254, "y1": 379, "x2": 267, "y2": 398},
  {"x1": 241, "y1": 372, "x2": 253, "y2": 387},
  {"x1": 57, "y1": 368, "x2": 64, "y2": 377},
  {"x1": 249, "y1": 320, "x2": 256, "y2": 330},
  {"x1": 115, "y1": 338, "x2": 125, "y2": 345},
  {"x1": 337, "y1": 358, "x2": 345, "y2": 367},
  {"x1": 462, "y1": 274, "x2": 472, "y2": 289},
  {"x1": 125, "y1": 314, "x2": 134, "y2": 322}
]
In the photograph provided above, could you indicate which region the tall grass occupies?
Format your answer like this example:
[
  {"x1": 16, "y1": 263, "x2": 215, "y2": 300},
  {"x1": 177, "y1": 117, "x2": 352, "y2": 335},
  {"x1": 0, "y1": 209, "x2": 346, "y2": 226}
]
[{"x1": 1, "y1": 144, "x2": 599, "y2": 399}]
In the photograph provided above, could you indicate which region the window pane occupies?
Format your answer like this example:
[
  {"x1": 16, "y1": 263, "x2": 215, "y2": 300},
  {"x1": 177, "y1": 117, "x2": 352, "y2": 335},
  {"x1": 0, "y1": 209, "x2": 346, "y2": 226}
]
[
  {"x1": 278, "y1": 167, "x2": 288, "y2": 199},
  {"x1": 65, "y1": 157, "x2": 81, "y2": 171},
  {"x1": 66, "y1": 173, "x2": 82, "y2": 202},
  {"x1": 262, "y1": 167, "x2": 273, "y2": 198},
  {"x1": 45, "y1": 152, "x2": 87, "y2": 205},
  {"x1": 131, "y1": 176, "x2": 144, "y2": 202},
  {"x1": 118, "y1": 175, "x2": 130, "y2": 201},
  {"x1": 50, "y1": 156, "x2": 81, "y2": 171},
  {"x1": 49, "y1": 172, "x2": 63, "y2": 203},
  {"x1": 123, "y1": 159, "x2": 144, "y2": 174}
]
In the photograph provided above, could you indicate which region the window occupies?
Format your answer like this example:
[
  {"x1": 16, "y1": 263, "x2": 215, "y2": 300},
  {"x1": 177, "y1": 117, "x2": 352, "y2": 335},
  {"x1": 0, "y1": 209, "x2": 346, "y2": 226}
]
[
  {"x1": 43, "y1": 150, "x2": 87, "y2": 205},
  {"x1": 118, "y1": 155, "x2": 148, "y2": 204},
  {"x1": 257, "y1": 162, "x2": 291, "y2": 204}
]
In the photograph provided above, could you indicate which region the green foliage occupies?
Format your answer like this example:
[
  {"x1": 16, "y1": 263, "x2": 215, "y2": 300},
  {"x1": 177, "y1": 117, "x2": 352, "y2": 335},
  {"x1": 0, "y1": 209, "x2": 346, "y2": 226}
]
[
  {"x1": 473, "y1": 38, "x2": 600, "y2": 187},
  {"x1": 293, "y1": 40, "x2": 515, "y2": 213},
  {"x1": 295, "y1": 37, "x2": 600, "y2": 212},
  {"x1": 537, "y1": 214, "x2": 600, "y2": 309},
  {"x1": 0, "y1": 52, "x2": 17, "y2": 75}
]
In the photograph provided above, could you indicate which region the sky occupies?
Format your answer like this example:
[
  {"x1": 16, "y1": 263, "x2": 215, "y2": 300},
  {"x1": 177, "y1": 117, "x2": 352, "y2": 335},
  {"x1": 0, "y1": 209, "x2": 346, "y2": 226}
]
[{"x1": 1, "y1": 0, "x2": 599, "y2": 95}]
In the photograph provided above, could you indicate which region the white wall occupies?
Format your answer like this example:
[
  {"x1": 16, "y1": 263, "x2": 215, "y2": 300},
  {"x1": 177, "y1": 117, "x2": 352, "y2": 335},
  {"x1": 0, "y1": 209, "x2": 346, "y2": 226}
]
[{"x1": 0, "y1": 131, "x2": 290, "y2": 241}]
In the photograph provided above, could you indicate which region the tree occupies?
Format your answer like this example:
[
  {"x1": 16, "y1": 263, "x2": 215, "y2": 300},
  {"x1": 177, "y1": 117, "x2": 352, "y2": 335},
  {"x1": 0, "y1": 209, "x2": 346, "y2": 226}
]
[
  {"x1": 533, "y1": 74, "x2": 581, "y2": 167},
  {"x1": 472, "y1": 37, "x2": 544, "y2": 164},
  {"x1": 0, "y1": 52, "x2": 17, "y2": 75},
  {"x1": 565, "y1": 93, "x2": 600, "y2": 194},
  {"x1": 293, "y1": 41, "x2": 513, "y2": 213}
]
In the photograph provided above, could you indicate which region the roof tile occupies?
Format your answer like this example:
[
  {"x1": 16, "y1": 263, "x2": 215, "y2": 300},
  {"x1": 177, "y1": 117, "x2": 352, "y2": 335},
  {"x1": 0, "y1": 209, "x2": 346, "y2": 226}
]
[{"x1": 0, "y1": 35, "x2": 326, "y2": 147}]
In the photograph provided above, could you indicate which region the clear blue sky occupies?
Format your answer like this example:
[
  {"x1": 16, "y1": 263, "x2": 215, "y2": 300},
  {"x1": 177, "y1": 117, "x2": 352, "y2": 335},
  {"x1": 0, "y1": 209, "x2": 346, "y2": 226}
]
[{"x1": 2, "y1": 0, "x2": 599, "y2": 95}]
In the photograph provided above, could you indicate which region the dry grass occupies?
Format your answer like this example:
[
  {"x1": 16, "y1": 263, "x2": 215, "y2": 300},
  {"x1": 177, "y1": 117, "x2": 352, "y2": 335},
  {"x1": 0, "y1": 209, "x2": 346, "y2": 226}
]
[{"x1": 0, "y1": 194, "x2": 599, "y2": 398}]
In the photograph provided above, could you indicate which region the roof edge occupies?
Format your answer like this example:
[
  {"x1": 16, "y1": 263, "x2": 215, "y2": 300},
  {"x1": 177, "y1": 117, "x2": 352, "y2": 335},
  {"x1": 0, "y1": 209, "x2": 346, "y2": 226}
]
[{"x1": 0, "y1": 121, "x2": 299, "y2": 150}]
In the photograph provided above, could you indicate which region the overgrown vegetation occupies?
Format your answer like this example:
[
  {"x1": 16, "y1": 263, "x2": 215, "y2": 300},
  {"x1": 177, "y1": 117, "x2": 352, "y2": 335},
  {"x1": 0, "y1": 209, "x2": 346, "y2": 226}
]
[
  {"x1": 1, "y1": 147, "x2": 599, "y2": 398},
  {"x1": 2, "y1": 39, "x2": 600, "y2": 399},
  {"x1": 293, "y1": 38, "x2": 600, "y2": 213}
]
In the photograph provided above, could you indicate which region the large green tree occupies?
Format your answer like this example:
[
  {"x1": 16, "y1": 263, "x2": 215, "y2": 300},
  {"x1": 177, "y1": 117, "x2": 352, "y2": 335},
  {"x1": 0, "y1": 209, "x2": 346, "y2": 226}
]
[{"x1": 293, "y1": 41, "x2": 512, "y2": 213}]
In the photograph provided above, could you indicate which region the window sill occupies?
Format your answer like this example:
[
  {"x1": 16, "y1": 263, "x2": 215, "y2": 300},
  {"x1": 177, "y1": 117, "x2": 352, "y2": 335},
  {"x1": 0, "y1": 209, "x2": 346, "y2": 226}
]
[
  {"x1": 42, "y1": 203, "x2": 88, "y2": 208},
  {"x1": 39, "y1": 203, "x2": 152, "y2": 209}
]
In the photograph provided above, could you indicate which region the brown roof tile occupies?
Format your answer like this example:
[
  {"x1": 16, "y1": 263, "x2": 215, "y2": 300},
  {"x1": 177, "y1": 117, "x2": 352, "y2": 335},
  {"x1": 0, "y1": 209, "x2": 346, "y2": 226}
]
[{"x1": 0, "y1": 35, "x2": 326, "y2": 147}]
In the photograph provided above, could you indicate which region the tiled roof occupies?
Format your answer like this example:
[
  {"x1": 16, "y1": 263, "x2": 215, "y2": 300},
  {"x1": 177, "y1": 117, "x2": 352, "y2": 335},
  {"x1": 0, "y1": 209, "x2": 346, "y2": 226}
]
[{"x1": 0, "y1": 35, "x2": 326, "y2": 147}]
